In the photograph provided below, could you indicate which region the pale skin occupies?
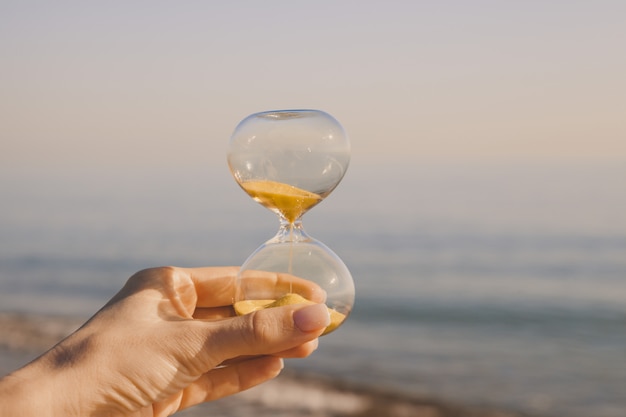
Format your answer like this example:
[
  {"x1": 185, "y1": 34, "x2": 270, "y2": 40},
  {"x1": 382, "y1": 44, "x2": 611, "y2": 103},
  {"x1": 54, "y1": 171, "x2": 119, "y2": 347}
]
[{"x1": 0, "y1": 266, "x2": 331, "y2": 416}]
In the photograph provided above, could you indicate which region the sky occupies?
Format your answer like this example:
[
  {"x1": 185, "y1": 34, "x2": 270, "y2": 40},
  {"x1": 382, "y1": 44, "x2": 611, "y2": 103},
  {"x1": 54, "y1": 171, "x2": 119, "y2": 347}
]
[{"x1": 1, "y1": 0, "x2": 626, "y2": 174}]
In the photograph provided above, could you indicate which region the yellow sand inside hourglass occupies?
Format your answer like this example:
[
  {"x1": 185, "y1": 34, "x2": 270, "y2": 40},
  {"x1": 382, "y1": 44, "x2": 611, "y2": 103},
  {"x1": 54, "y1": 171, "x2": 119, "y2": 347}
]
[
  {"x1": 240, "y1": 180, "x2": 322, "y2": 223},
  {"x1": 234, "y1": 293, "x2": 346, "y2": 335}
]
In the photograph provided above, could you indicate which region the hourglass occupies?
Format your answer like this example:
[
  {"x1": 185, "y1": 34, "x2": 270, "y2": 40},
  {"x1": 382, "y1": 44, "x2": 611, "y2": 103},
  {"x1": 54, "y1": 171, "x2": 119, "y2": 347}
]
[{"x1": 227, "y1": 109, "x2": 354, "y2": 334}]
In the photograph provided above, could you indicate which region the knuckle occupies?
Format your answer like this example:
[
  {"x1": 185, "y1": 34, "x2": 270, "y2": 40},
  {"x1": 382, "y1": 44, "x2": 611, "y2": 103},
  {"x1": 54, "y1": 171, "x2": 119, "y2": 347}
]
[
  {"x1": 249, "y1": 308, "x2": 290, "y2": 347},
  {"x1": 129, "y1": 266, "x2": 180, "y2": 289}
]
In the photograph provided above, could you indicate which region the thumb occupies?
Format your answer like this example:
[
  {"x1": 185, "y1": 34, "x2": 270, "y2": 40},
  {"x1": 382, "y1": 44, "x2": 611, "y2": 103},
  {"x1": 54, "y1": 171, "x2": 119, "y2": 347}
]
[{"x1": 200, "y1": 303, "x2": 331, "y2": 365}]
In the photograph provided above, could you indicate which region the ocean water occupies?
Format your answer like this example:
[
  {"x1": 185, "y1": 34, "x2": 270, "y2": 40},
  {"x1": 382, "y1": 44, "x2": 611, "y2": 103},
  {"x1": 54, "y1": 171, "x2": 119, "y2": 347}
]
[{"x1": 1, "y1": 160, "x2": 625, "y2": 416}]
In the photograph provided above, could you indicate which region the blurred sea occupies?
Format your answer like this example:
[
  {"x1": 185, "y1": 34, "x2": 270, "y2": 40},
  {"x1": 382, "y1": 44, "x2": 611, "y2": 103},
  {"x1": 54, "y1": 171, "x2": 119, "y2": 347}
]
[{"x1": 1, "y1": 160, "x2": 625, "y2": 417}]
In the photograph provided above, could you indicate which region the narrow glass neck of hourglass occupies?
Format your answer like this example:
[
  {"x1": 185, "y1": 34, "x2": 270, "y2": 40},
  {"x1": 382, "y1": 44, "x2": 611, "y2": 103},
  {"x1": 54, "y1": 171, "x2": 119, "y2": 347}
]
[{"x1": 273, "y1": 220, "x2": 311, "y2": 244}]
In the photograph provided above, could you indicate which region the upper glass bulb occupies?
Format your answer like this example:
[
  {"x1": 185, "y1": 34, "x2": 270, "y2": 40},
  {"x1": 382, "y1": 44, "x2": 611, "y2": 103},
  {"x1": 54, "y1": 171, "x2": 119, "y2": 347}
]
[{"x1": 227, "y1": 109, "x2": 350, "y2": 222}]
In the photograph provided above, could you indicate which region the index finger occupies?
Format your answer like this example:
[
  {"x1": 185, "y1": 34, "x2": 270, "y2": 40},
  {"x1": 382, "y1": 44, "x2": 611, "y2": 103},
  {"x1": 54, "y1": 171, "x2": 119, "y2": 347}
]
[
  {"x1": 238, "y1": 269, "x2": 327, "y2": 304},
  {"x1": 185, "y1": 266, "x2": 239, "y2": 307},
  {"x1": 185, "y1": 267, "x2": 326, "y2": 308}
]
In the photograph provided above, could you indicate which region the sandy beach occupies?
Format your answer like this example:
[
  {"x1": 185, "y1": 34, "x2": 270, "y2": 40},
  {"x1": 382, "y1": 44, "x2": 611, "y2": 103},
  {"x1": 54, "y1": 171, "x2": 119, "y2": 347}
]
[{"x1": 0, "y1": 311, "x2": 536, "y2": 417}]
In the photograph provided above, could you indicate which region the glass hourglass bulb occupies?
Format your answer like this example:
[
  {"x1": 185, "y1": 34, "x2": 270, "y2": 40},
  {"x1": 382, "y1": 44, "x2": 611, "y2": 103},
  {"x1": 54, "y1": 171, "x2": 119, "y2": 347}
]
[{"x1": 227, "y1": 109, "x2": 354, "y2": 334}]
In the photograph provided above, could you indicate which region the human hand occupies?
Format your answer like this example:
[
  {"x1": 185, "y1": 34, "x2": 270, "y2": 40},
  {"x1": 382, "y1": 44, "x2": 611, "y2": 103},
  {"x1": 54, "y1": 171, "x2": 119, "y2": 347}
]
[{"x1": 0, "y1": 266, "x2": 330, "y2": 417}]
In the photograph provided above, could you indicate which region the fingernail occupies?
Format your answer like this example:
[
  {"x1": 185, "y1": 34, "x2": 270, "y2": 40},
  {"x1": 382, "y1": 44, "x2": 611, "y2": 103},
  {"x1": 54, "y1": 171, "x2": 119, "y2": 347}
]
[{"x1": 293, "y1": 304, "x2": 331, "y2": 332}]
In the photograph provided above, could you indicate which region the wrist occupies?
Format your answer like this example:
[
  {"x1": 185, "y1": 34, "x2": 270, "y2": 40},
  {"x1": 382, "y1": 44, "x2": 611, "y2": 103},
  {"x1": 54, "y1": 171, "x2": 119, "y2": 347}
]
[
  {"x1": 0, "y1": 356, "x2": 67, "y2": 417},
  {"x1": 0, "y1": 335, "x2": 100, "y2": 416}
]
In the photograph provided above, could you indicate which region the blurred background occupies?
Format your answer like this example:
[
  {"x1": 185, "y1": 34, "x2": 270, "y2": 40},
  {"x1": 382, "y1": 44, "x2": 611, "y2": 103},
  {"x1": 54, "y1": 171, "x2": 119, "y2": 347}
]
[{"x1": 1, "y1": 1, "x2": 625, "y2": 416}]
